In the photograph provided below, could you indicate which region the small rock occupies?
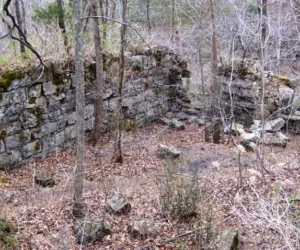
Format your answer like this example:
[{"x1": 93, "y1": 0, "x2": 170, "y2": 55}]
[
  {"x1": 241, "y1": 132, "x2": 260, "y2": 143},
  {"x1": 211, "y1": 161, "x2": 220, "y2": 168},
  {"x1": 262, "y1": 132, "x2": 288, "y2": 147},
  {"x1": 187, "y1": 115, "x2": 198, "y2": 124},
  {"x1": 158, "y1": 117, "x2": 171, "y2": 125},
  {"x1": 264, "y1": 118, "x2": 285, "y2": 132},
  {"x1": 169, "y1": 119, "x2": 185, "y2": 130},
  {"x1": 174, "y1": 112, "x2": 189, "y2": 121},
  {"x1": 266, "y1": 153, "x2": 277, "y2": 164},
  {"x1": 128, "y1": 220, "x2": 160, "y2": 239},
  {"x1": 0, "y1": 217, "x2": 18, "y2": 248},
  {"x1": 75, "y1": 220, "x2": 111, "y2": 244},
  {"x1": 218, "y1": 229, "x2": 238, "y2": 250},
  {"x1": 248, "y1": 168, "x2": 263, "y2": 178},
  {"x1": 234, "y1": 144, "x2": 246, "y2": 155},
  {"x1": 34, "y1": 172, "x2": 55, "y2": 187},
  {"x1": 158, "y1": 144, "x2": 181, "y2": 159},
  {"x1": 106, "y1": 192, "x2": 131, "y2": 215}
]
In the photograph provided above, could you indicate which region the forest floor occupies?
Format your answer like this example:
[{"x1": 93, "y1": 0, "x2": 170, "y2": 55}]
[{"x1": 0, "y1": 123, "x2": 300, "y2": 250}]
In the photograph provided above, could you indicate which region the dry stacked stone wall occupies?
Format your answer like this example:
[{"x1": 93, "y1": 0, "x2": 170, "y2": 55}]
[{"x1": 0, "y1": 46, "x2": 191, "y2": 168}]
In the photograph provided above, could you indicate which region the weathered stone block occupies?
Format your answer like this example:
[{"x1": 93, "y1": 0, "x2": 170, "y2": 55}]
[
  {"x1": 23, "y1": 140, "x2": 41, "y2": 158},
  {"x1": 0, "y1": 150, "x2": 22, "y2": 168},
  {"x1": 0, "y1": 140, "x2": 4, "y2": 153},
  {"x1": 43, "y1": 81, "x2": 56, "y2": 95},
  {"x1": 5, "y1": 130, "x2": 31, "y2": 150},
  {"x1": 29, "y1": 84, "x2": 42, "y2": 98}
]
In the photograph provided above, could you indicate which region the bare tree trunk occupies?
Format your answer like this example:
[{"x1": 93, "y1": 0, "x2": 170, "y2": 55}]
[
  {"x1": 104, "y1": 0, "x2": 108, "y2": 40},
  {"x1": 15, "y1": 0, "x2": 25, "y2": 53},
  {"x1": 20, "y1": 0, "x2": 27, "y2": 37},
  {"x1": 73, "y1": 0, "x2": 85, "y2": 219},
  {"x1": 261, "y1": 0, "x2": 268, "y2": 65},
  {"x1": 259, "y1": 0, "x2": 269, "y2": 173},
  {"x1": 113, "y1": 0, "x2": 127, "y2": 164},
  {"x1": 57, "y1": 0, "x2": 69, "y2": 53},
  {"x1": 111, "y1": 0, "x2": 116, "y2": 19},
  {"x1": 171, "y1": 0, "x2": 175, "y2": 41},
  {"x1": 209, "y1": 0, "x2": 220, "y2": 144},
  {"x1": 146, "y1": 0, "x2": 151, "y2": 31},
  {"x1": 90, "y1": 0, "x2": 104, "y2": 146}
]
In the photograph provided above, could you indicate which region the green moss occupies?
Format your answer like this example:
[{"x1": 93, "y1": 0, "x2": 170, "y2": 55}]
[
  {"x1": 103, "y1": 63, "x2": 108, "y2": 72},
  {"x1": 34, "y1": 141, "x2": 41, "y2": 151},
  {"x1": 33, "y1": 127, "x2": 41, "y2": 134},
  {"x1": 237, "y1": 67, "x2": 252, "y2": 79},
  {"x1": 0, "y1": 130, "x2": 7, "y2": 140},
  {"x1": 123, "y1": 119, "x2": 135, "y2": 132},
  {"x1": 153, "y1": 87, "x2": 165, "y2": 95},
  {"x1": 28, "y1": 97, "x2": 36, "y2": 104},
  {"x1": 274, "y1": 74, "x2": 293, "y2": 85},
  {"x1": 0, "y1": 217, "x2": 18, "y2": 248},
  {"x1": 0, "y1": 70, "x2": 25, "y2": 91},
  {"x1": 55, "y1": 86, "x2": 61, "y2": 96},
  {"x1": 29, "y1": 107, "x2": 41, "y2": 116},
  {"x1": 49, "y1": 63, "x2": 68, "y2": 85},
  {"x1": 18, "y1": 133, "x2": 27, "y2": 142}
]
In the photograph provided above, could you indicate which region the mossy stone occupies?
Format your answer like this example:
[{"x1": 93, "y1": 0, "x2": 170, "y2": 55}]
[
  {"x1": 28, "y1": 97, "x2": 36, "y2": 104},
  {"x1": 34, "y1": 141, "x2": 41, "y2": 151},
  {"x1": 34, "y1": 172, "x2": 55, "y2": 187},
  {"x1": 0, "y1": 217, "x2": 18, "y2": 249},
  {"x1": 123, "y1": 119, "x2": 135, "y2": 132},
  {"x1": 0, "y1": 130, "x2": 7, "y2": 140},
  {"x1": 275, "y1": 74, "x2": 293, "y2": 85},
  {"x1": 0, "y1": 70, "x2": 25, "y2": 91}
]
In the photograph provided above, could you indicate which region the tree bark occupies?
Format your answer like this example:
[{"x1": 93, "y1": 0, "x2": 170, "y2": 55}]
[
  {"x1": 146, "y1": 0, "x2": 151, "y2": 31},
  {"x1": 171, "y1": 0, "x2": 175, "y2": 41},
  {"x1": 73, "y1": 0, "x2": 85, "y2": 219},
  {"x1": 57, "y1": 0, "x2": 69, "y2": 53},
  {"x1": 209, "y1": 0, "x2": 220, "y2": 144},
  {"x1": 20, "y1": 0, "x2": 27, "y2": 37},
  {"x1": 90, "y1": 0, "x2": 104, "y2": 146},
  {"x1": 15, "y1": 0, "x2": 25, "y2": 53},
  {"x1": 111, "y1": 0, "x2": 116, "y2": 19},
  {"x1": 113, "y1": 0, "x2": 127, "y2": 163}
]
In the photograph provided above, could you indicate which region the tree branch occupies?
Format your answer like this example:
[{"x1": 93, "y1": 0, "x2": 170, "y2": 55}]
[
  {"x1": 81, "y1": 15, "x2": 151, "y2": 50},
  {"x1": 2, "y1": 0, "x2": 44, "y2": 66}
]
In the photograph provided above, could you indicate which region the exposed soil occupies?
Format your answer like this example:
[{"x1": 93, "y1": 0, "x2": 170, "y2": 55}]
[{"x1": 0, "y1": 123, "x2": 299, "y2": 249}]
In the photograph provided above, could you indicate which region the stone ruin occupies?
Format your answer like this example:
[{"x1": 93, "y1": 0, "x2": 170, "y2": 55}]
[
  {"x1": 0, "y1": 45, "x2": 192, "y2": 169},
  {"x1": 219, "y1": 59, "x2": 300, "y2": 147}
]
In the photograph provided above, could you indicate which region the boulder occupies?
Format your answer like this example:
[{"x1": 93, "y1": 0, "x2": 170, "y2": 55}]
[
  {"x1": 262, "y1": 132, "x2": 289, "y2": 147},
  {"x1": 264, "y1": 118, "x2": 285, "y2": 132},
  {"x1": 279, "y1": 86, "x2": 294, "y2": 103},
  {"x1": 158, "y1": 144, "x2": 181, "y2": 159},
  {"x1": 34, "y1": 171, "x2": 55, "y2": 187},
  {"x1": 225, "y1": 123, "x2": 245, "y2": 136},
  {"x1": 75, "y1": 221, "x2": 111, "y2": 244},
  {"x1": 105, "y1": 192, "x2": 131, "y2": 215},
  {"x1": 241, "y1": 132, "x2": 260, "y2": 143},
  {"x1": 169, "y1": 119, "x2": 185, "y2": 130},
  {"x1": 128, "y1": 220, "x2": 160, "y2": 239}
]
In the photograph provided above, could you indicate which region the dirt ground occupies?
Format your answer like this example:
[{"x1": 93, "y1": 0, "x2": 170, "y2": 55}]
[{"x1": 0, "y1": 123, "x2": 299, "y2": 249}]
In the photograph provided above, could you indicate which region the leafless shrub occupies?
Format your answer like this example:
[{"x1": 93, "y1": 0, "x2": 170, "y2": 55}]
[{"x1": 234, "y1": 187, "x2": 300, "y2": 249}]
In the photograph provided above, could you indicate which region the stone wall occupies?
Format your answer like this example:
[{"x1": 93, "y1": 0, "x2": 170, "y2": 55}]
[
  {"x1": 220, "y1": 59, "x2": 300, "y2": 131},
  {"x1": 0, "y1": 46, "x2": 191, "y2": 168}
]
